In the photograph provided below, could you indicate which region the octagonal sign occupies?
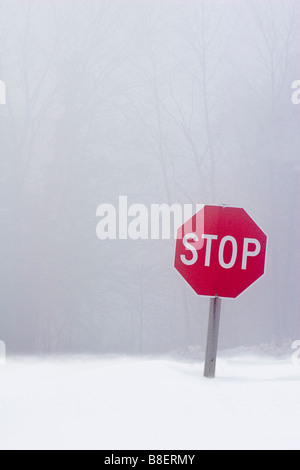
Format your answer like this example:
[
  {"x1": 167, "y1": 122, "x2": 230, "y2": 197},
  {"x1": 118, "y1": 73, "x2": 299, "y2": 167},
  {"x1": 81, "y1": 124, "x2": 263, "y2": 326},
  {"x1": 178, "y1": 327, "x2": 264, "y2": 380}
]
[{"x1": 175, "y1": 206, "x2": 267, "y2": 298}]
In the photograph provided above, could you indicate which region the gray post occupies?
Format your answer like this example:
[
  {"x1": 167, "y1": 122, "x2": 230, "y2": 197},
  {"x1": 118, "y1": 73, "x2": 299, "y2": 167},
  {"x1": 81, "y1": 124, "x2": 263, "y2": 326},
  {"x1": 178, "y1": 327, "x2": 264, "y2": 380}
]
[{"x1": 204, "y1": 297, "x2": 221, "y2": 378}]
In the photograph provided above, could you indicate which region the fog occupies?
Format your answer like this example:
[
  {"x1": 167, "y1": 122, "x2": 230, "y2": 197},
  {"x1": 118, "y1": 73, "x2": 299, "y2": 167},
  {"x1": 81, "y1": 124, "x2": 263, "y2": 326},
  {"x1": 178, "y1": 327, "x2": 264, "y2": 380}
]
[{"x1": 0, "y1": 0, "x2": 299, "y2": 355}]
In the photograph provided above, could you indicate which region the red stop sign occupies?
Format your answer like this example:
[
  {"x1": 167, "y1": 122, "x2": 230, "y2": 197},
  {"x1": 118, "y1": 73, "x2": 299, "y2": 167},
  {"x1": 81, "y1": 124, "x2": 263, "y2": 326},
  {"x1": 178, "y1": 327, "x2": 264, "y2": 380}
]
[{"x1": 175, "y1": 206, "x2": 267, "y2": 298}]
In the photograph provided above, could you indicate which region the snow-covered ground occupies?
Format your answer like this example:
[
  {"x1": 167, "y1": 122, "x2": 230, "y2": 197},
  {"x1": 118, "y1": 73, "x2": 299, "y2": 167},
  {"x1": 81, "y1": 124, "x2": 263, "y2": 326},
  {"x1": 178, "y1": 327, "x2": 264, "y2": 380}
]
[{"x1": 0, "y1": 353, "x2": 299, "y2": 450}]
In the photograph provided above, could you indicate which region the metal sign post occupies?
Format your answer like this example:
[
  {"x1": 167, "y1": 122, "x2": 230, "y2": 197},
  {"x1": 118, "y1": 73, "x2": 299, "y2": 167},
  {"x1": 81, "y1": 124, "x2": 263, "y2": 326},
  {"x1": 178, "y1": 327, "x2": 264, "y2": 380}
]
[
  {"x1": 174, "y1": 205, "x2": 267, "y2": 379},
  {"x1": 204, "y1": 297, "x2": 221, "y2": 379}
]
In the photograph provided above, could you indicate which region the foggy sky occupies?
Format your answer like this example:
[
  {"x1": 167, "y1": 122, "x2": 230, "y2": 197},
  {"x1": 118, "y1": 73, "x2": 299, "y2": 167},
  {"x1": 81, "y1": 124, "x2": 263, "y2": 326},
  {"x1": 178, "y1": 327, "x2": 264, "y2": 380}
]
[{"x1": 0, "y1": 0, "x2": 299, "y2": 354}]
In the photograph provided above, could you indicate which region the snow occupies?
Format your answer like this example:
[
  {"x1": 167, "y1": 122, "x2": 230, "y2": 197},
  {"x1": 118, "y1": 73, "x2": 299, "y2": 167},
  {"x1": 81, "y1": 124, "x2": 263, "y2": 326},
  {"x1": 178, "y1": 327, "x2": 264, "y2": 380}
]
[{"x1": 0, "y1": 353, "x2": 299, "y2": 450}]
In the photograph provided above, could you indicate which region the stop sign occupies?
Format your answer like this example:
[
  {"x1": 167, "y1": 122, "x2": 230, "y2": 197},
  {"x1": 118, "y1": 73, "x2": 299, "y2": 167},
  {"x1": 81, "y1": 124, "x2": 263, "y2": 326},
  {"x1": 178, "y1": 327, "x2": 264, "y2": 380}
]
[{"x1": 175, "y1": 205, "x2": 267, "y2": 298}]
